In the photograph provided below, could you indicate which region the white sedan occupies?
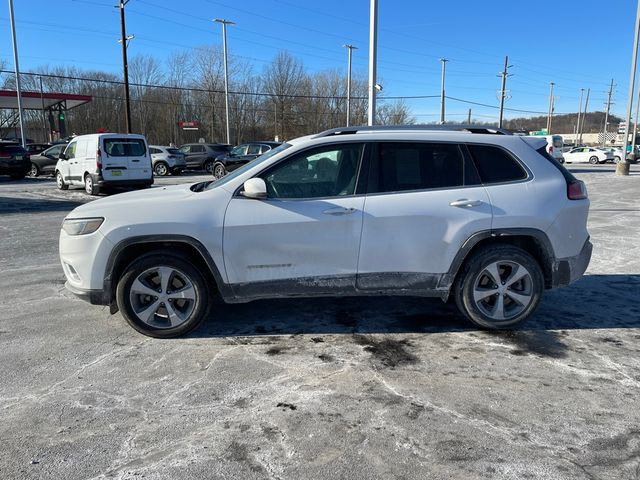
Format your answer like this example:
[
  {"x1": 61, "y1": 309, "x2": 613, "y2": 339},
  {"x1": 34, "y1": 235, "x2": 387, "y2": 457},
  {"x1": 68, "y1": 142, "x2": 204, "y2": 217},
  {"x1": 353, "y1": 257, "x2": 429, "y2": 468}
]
[{"x1": 563, "y1": 147, "x2": 612, "y2": 164}]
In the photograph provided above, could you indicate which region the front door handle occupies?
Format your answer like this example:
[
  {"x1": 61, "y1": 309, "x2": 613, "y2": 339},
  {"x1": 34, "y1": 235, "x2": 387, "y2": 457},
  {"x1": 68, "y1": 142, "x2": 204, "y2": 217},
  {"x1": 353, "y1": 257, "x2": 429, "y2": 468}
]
[
  {"x1": 323, "y1": 207, "x2": 357, "y2": 216},
  {"x1": 449, "y1": 199, "x2": 482, "y2": 208}
]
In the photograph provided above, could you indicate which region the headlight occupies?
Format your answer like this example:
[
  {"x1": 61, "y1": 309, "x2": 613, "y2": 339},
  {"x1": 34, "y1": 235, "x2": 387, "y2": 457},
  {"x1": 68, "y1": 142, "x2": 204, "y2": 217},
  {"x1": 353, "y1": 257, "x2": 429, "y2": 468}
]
[{"x1": 62, "y1": 217, "x2": 104, "y2": 235}]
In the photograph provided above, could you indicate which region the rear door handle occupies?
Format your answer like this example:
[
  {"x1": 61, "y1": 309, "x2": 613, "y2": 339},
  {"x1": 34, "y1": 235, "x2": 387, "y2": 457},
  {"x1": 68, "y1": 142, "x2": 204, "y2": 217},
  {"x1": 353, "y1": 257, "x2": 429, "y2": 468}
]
[
  {"x1": 323, "y1": 207, "x2": 357, "y2": 216},
  {"x1": 449, "y1": 199, "x2": 482, "y2": 208}
]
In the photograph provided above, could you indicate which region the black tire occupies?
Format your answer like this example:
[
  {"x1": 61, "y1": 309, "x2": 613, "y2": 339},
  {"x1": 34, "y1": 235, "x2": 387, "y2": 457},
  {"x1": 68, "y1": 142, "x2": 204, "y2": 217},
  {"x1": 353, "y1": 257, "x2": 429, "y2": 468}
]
[
  {"x1": 454, "y1": 245, "x2": 544, "y2": 329},
  {"x1": 29, "y1": 163, "x2": 40, "y2": 177},
  {"x1": 614, "y1": 156, "x2": 621, "y2": 164},
  {"x1": 84, "y1": 173, "x2": 100, "y2": 195},
  {"x1": 56, "y1": 171, "x2": 68, "y2": 190},
  {"x1": 213, "y1": 162, "x2": 227, "y2": 179},
  {"x1": 589, "y1": 156, "x2": 599, "y2": 164},
  {"x1": 154, "y1": 161, "x2": 169, "y2": 176},
  {"x1": 116, "y1": 252, "x2": 210, "y2": 338},
  {"x1": 10, "y1": 173, "x2": 26, "y2": 180},
  {"x1": 203, "y1": 160, "x2": 215, "y2": 174}
]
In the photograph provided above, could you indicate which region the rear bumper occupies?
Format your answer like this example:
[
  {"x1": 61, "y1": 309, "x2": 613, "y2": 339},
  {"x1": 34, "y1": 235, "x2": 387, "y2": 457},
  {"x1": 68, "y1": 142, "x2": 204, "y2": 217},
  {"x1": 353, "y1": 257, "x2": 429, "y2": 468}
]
[
  {"x1": 0, "y1": 163, "x2": 30, "y2": 175},
  {"x1": 91, "y1": 173, "x2": 153, "y2": 188},
  {"x1": 552, "y1": 239, "x2": 592, "y2": 288}
]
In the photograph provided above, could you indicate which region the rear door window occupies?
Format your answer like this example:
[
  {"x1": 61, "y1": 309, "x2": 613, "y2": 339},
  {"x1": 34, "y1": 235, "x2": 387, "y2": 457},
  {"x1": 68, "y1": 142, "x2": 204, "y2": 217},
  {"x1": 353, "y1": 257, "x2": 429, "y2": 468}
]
[
  {"x1": 103, "y1": 138, "x2": 146, "y2": 156},
  {"x1": 247, "y1": 144, "x2": 261, "y2": 155},
  {"x1": 369, "y1": 142, "x2": 479, "y2": 193},
  {"x1": 467, "y1": 144, "x2": 528, "y2": 184}
]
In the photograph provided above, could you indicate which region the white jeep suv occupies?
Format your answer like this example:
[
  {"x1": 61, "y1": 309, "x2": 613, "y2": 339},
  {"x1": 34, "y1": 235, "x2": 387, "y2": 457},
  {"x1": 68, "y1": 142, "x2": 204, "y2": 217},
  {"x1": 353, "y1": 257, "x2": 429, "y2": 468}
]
[{"x1": 59, "y1": 126, "x2": 592, "y2": 338}]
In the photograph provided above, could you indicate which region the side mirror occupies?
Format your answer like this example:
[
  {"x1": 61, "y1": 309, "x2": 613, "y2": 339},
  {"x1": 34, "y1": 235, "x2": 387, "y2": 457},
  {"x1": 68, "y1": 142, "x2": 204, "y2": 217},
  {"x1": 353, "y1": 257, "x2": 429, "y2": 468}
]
[{"x1": 241, "y1": 178, "x2": 267, "y2": 199}]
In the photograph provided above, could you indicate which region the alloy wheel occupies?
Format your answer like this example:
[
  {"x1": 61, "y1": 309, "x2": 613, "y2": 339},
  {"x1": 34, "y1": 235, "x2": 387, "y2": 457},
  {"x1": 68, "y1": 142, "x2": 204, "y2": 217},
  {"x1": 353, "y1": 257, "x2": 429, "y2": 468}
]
[{"x1": 472, "y1": 261, "x2": 533, "y2": 321}]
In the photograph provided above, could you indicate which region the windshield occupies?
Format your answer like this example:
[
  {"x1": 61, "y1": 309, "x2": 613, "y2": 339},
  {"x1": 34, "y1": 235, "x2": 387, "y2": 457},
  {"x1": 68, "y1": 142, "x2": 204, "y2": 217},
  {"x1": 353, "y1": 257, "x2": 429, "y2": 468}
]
[
  {"x1": 552, "y1": 136, "x2": 563, "y2": 148},
  {"x1": 203, "y1": 143, "x2": 292, "y2": 191}
]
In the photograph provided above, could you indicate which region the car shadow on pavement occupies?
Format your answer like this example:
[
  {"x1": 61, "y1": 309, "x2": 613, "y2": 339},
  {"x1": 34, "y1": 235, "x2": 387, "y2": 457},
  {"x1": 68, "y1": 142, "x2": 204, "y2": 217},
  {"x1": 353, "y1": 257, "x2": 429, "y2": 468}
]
[
  {"x1": 0, "y1": 196, "x2": 83, "y2": 214},
  {"x1": 192, "y1": 274, "x2": 640, "y2": 359}
]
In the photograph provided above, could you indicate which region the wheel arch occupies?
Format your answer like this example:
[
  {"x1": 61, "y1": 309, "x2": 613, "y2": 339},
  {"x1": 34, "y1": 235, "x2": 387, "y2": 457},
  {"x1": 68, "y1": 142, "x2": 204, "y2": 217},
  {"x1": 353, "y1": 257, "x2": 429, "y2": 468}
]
[
  {"x1": 440, "y1": 229, "x2": 556, "y2": 295},
  {"x1": 104, "y1": 235, "x2": 231, "y2": 313}
]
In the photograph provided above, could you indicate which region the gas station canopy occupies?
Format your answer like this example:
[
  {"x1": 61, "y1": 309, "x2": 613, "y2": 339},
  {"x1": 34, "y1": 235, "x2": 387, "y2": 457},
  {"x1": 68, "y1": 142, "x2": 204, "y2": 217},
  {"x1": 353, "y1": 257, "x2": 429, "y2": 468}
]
[{"x1": 0, "y1": 90, "x2": 91, "y2": 110}]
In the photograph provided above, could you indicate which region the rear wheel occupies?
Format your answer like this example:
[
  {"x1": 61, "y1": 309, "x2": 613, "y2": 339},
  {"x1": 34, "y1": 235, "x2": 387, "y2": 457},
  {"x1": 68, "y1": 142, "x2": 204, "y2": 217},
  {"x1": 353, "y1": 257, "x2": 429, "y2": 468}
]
[
  {"x1": 56, "y1": 171, "x2": 68, "y2": 190},
  {"x1": 454, "y1": 246, "x2": 544, "y2": 329},
  {"x1": 29, "y1": 163, "x2": 40, "y2": 177},
  {"x1": 154, "y1": 161, "x2": 169, "y2": 176},
  {"x1": 84, "y1": 173, "x2": 100, "y2": 195},
  {"x1": 589, "y1": 156, "x2": 599, "y2": 164},
  {"x1": 203, "y1": 160, "x2": 215, "y2": 174},
  {"x1": 116, "y1": 252, "x2": 210, "y2": 338},
  {"x1": 614, "y1": 156, "x2": 621, "y2": 163},
  {"x1": 213, "y1": 162, "x2": 227, "y2": 179}
]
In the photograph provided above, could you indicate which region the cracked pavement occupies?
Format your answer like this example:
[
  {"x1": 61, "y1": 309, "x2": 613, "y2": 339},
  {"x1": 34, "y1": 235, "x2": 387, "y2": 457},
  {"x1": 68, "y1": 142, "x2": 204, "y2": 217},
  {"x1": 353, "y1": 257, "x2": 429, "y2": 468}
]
[{"x1": 1, "y1": 167, "x2": 639, "y2": 479}]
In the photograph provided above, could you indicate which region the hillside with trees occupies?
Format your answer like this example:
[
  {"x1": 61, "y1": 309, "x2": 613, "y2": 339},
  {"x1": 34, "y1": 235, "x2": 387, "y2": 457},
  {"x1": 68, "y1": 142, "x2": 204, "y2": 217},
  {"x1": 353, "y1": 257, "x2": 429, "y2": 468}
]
[{"x1": 503, "y1": 112, "x2": 623, "y2": 134}]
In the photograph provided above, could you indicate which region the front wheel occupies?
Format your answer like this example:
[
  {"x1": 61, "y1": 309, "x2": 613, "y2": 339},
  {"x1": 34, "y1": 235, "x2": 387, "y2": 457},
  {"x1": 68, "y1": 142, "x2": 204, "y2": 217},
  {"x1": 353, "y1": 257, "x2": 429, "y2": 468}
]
[
  {"x1": 116, "y1": 253, "x2": 210, "y2": 338},
  {"x1": 614, "y1": 156, "x2": 621, "y2": 163},
  {"x1": 589, "y1": 156, "x2": 599, "y2": 164},
  {"x1": 454, "y1": 246, "x2": 544, "y2": 329},
  {"x1": 56, "y1": 171, "x2": 68, "y2": 190}
]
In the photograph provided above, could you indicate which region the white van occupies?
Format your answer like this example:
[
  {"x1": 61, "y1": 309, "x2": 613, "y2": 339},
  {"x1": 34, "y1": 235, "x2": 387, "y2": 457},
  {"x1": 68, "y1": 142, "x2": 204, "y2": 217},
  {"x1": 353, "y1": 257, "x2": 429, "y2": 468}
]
[{"x1": 55, "y1": 133, "x2": 153, "y2": 195}]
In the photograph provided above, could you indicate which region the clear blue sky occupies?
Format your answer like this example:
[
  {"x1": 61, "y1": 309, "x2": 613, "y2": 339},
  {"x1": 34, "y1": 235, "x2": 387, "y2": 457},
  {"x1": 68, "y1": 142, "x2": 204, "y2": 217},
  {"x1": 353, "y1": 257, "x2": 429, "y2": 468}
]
[{"x1": 1, "y1": 0, "x2": 636, "y2": 123}]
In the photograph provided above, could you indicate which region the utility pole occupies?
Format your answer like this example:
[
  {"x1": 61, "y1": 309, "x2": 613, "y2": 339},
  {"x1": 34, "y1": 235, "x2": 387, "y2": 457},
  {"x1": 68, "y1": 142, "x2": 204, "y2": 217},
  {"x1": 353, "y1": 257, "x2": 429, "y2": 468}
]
[
  {"x1": 575, "y1": 88, "x2": 585, "y2": 145},
  {"x1": 546, "y1": 82, "x2": 555, "y2": 133},
  {"x1": 618, "y1": 0, "x2": 640, "y2": 176},
  {"x1": 343, "y1": 44, "x2": 357, "y2": 127},
  {"x1": 118, "y1": 0, "x2": 132, "y2": 134},
  {"x1": 632, "y1": 81, "x2": 640, "y2": 154},
  {"x1": 214, "y1": 19, "x2": 234, "y2": 145},
  {"x1": 602, "y1": 79, "x2": 615, "y2": 147},
  {"x1": 367, "y1": 0, "x2": 378, "y2": 126},
  {"x1": 497, "y1": 55, "x2": 513, "y2": 128},
  {"x1": 439, "y1": 58, "x2": 448, "y2": 124},
  {"x1": 467, "y1": 108, "x2": 472, "y2": 124},
  {"x1": 579, "y1": 88, "x2": 590, "y2": 145},
  {"x1": 8, "y1": 0, "x2": 25, "y2": 147},
  {"x1": 39, "y1": 76, "x2": 47, "y2": 142}
]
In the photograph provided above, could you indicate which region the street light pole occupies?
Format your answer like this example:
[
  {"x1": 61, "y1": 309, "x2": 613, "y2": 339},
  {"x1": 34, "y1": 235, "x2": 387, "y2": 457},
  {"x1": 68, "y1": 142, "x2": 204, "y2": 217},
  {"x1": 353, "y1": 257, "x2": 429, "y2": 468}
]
[
  {"x1": 546, "y1": 82, "x2": 555, "y2": 133},
  {"x1": 602, "y1": 79, "x2": 614, "y2": 147},
  {"x1": 617, "y1": 0, "x2": 640, "y2": 176},
  {"x1": 8, "y1": 0, "x2": 26, "y2": 147},
  {"x1": 439, "y1": 58, "x2": 448, "y2": 124},
  {"x1": 343, "y1": 44, "x2": 357, "y2": 127},
  {"x1": 575, "y1": 88, "x2": 584, "y2": 145},
  {"x1": 214, "y1": 18, "x2": 234, "y2": 145},
  {"x1": 118, "y1": 0, "x2": 132, "y2": 134},
  {"x1": 367, "y1": 0, "x2": 378, "y2": 126}
]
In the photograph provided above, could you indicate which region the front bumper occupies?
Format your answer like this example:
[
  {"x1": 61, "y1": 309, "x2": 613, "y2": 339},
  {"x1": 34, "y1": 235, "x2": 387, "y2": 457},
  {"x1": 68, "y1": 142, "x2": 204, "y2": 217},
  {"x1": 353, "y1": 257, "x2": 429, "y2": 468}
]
[
  {"x1": 65, "y1": 281, "x2": 108, "y2": 305},
  {"x1": 552, "y1": 239, "x2": 592, "y2": 288}
]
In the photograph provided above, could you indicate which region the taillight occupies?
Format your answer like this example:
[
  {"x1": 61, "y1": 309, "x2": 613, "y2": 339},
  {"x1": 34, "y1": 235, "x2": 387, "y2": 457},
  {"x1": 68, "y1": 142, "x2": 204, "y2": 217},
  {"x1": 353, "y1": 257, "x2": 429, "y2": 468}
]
[
  {"x1": 549, "y1": 146, "x2": 554, "y2": 154},
  {"x1": 0, "y1": 153, "x2": 10, "y2": 159},
  {"x1": 96, "y1": 148, "x2": 102, "y2": 169},
  {"x1": 567, "y1": 180, "x2": 587, "y2": 200}
]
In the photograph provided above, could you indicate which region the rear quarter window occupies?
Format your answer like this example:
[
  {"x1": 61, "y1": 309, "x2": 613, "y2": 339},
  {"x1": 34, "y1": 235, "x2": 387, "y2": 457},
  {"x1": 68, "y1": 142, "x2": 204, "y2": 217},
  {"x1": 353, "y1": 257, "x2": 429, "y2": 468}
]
[
  {"x1": 467, "y1": 144, "x2": 528, "y2": 184},
  {"x1": 103, "y1": 138, "x2": 146, "y2": 156}
]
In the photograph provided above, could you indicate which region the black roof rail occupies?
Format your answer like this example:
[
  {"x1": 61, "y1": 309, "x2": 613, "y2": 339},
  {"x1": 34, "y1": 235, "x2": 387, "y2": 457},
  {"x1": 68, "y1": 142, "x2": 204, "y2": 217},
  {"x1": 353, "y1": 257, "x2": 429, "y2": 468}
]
[{"x1": 312, "y1": 124, "x2": 514, "y2": 138}]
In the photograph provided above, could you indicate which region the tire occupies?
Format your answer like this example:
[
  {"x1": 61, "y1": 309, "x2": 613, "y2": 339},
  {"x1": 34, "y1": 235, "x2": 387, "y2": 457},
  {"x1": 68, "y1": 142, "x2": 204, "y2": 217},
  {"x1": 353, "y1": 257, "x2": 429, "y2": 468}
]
[
  {"x1": 29, "y1": 163, "x2": 40, "y2": 177},
  {"x1": 84, "y1": 173, "x2": 100, "y2": 195},
  {"x1": 213, "y1": 162, "x2": 227, "y2": 179},
  {"x1": 154, "y1": 161, "x2": 169, "y2": 176},
  {"x1": 203, "y1": 160, "x2": 214, "y2": 174},
  {"x1": 614, "y1": 156, "x2": 621, "y2": 164},
  {"x1": 10, "y1": 173, "x2": 25, "y2": 180},
  {"x1": 116, "y1": 252, "x2": 210, "y2": 338},
  {"x1": 454, "y1": 245, "x2": 544, "y2": 329},
  {"x1": 589, "y1": 156, "x2": 599, "y2": 164},
  {"x1": 56, "y1": 171, "x2": 68, "y2": 190}
]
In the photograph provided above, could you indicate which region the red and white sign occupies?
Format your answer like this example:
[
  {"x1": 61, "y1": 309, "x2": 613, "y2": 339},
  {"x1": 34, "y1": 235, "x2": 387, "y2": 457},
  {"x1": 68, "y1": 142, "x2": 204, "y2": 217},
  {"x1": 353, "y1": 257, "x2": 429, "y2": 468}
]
[{"x1": 178, "y1": 121, "x2": 199, "y2": 130}]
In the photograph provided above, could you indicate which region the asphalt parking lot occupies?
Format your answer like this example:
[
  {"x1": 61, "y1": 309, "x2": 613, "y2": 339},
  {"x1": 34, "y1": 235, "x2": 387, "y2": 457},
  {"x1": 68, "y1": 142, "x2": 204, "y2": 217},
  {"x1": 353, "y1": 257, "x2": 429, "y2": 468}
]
[{"x1": 1, "y1": 165, "x2": 639, "y2": 480}]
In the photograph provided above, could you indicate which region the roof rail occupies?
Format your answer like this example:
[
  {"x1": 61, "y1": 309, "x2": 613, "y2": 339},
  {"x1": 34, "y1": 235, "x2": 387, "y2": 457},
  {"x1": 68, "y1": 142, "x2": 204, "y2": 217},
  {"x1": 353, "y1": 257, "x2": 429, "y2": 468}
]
[{"x1": 312, "y1": 124, "x2": 514, "y2": 138}]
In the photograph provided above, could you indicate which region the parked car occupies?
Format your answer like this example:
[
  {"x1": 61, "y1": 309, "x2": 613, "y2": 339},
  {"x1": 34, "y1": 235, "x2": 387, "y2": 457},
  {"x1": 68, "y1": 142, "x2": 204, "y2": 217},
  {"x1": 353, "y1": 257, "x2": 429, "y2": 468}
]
[
  {"x1": 526, "y1": 135, "x2": 564, "y2": 163},
  {"x1": 29, "y1": 144, "x2": 66, "y2": 177},
  {"x1": 597, "y1": 147, "x2": 624, "y2": 163},
  {"x1": 149, "y1": 145, "x2": 186, "y2": 176},
  {"x1": 25, "y1": 143, "x2": 51, "y2": 156},
  {"x1": 55, "y1": 133, "x2": 153, "y2": 195},
  {"x1": 178, "y1": 143, "x2": 232, "y2": 174},
  {"x1": 563, "y1": 147, "x2": 612, "y2": 164},
  {"x1": 0, "y1": 142, "x2": 30, "y2": 180},
  {"x1": 59, "y1": 125, "x2": 592, "y2": 338},
  {"x1": 212, "y1": 141, "x2": 282, "y2": 179}
]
